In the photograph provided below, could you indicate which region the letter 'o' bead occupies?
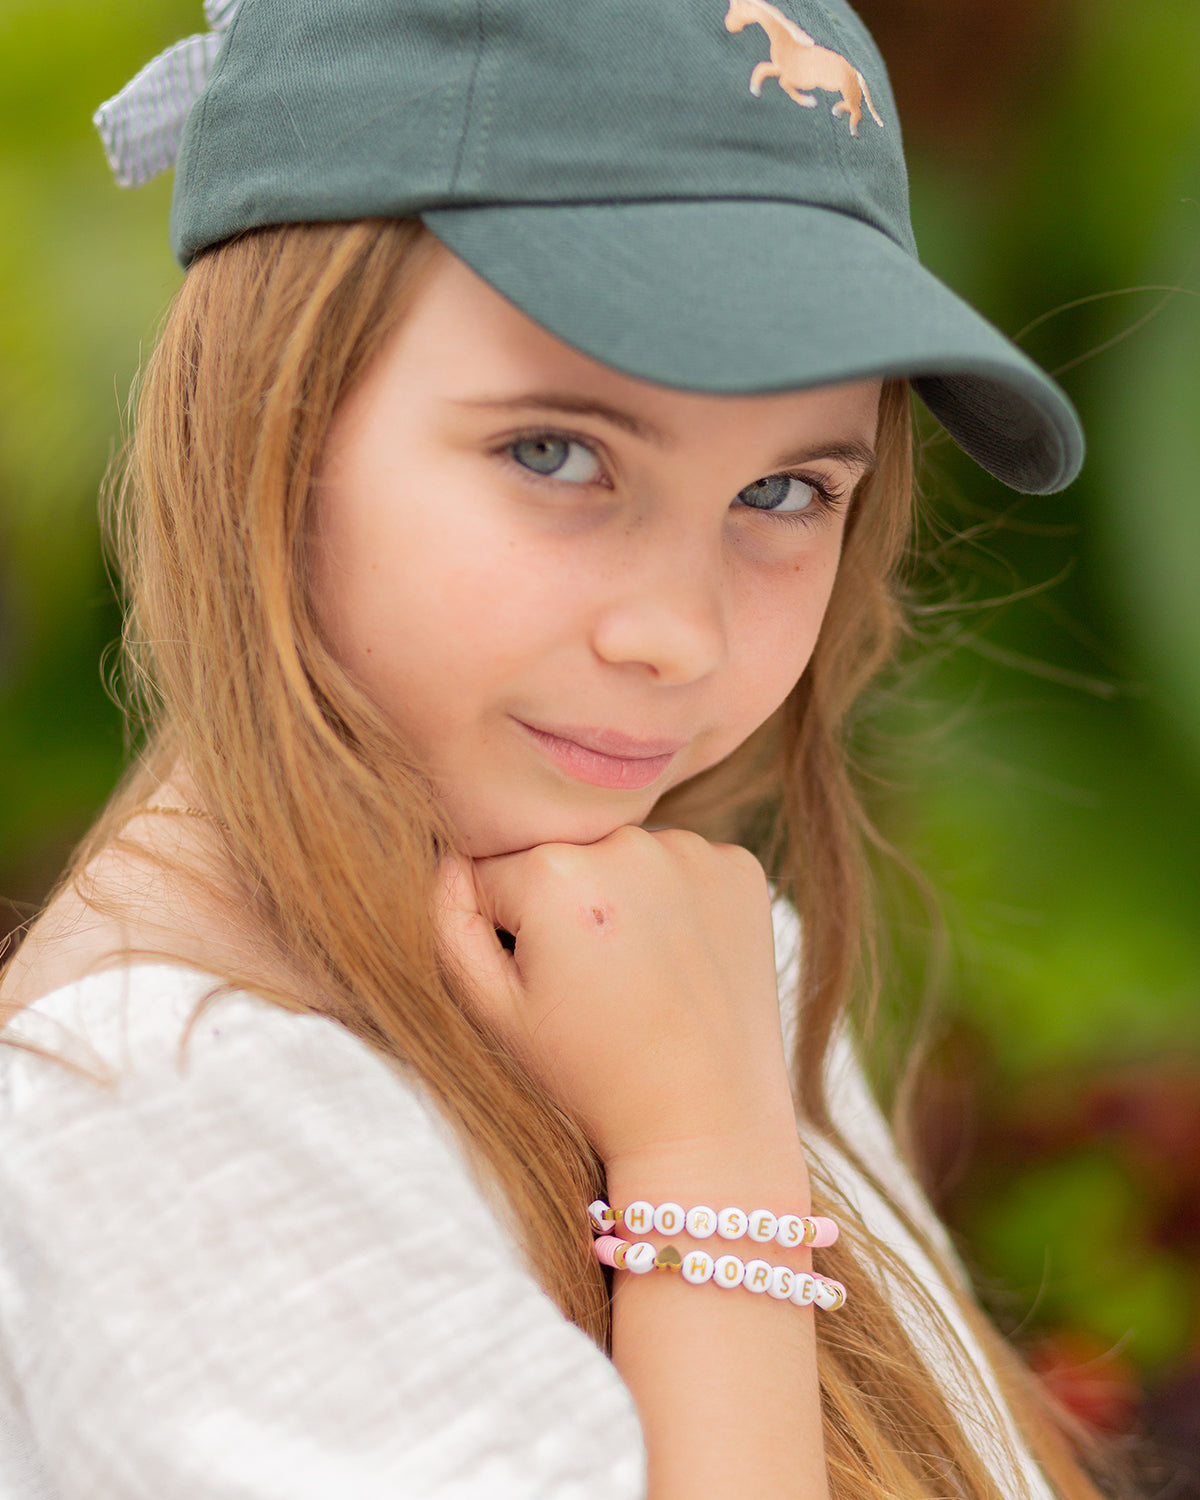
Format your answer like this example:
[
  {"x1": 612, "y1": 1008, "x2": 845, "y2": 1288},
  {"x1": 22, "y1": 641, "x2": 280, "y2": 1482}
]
[
  {"x1": 790, "y1": 1272, "x2": 816, "y2": 1306},
  {"x1": 623, "y1": 1200, "x2": 655, "y2": 1234},
  {"x1": 717, "y1": 1207, "x2": 748, "y2": 1240},
  {"x1": 681, "y1": 1250, "x2": 715, "y2": 1285},
  {"x1": 768, "y1": 1266, "x2": 795, "y2": 1300},
  {"x1": 684, "y1": 1204, "x2": 717, "y2": 1239},
  {"x1": 775, "y1": 1213, "x2": 806, "y2": 1248},
  {"x1": 747, "y1": 1210, "x2": 778, "y2": 1243},
  {"x1": 623, "y1": 1241, "x2": 658, "y2": 1275},
  {"x1": 743, "y1": 1258, "x2": 773, "y2": 1293},
  {"x1": 652, "y1": 1202, "x2": 685, "y2": 1235},
  {"x1": 713, "y1": 1254, "x2": 746, "y2": 1289}
]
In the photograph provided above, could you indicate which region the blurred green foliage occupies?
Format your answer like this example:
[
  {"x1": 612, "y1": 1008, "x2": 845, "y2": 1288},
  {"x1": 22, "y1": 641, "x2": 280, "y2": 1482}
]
[{"x1": 1, "y1": 0, "x2": 1198, "y2": 1467}]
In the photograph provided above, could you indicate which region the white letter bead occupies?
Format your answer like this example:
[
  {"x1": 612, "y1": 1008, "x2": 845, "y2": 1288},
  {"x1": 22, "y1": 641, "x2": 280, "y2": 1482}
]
[
  {"x1": 790, "y1": 1272, "x2": 816, "y2": 1306},
  {"x1": 587, "y1": 1200, "x2": 613, "y2": 1235},
  {"x1": 747, "y1": 1209, "x2": 778, "y2": 1243},
  {"x1": 713, "y1": 1254, "x2": 746, "y2": 1289},
  {"x1": 622, "y1": 1200, "x2": 655, "y2": 1234},
  {"x1": 652, "y1": 1201, "x2": 685, "y2": 1235},
  {"x1": 813, "y1": 1278, "x2": 846, "y2": 1311},
  {"x1": 743, "y1": 1258, "x2": 773, "y2": 1293},
  {"x1": 681, "y1": 1250, "x2": 715, "y2": 1285},
  {"x1": 768, "y1": 1266, "x2": 795, "y2": 1300},
  {"x1": 775, "y1": 1213, "x2": 806, "y2": 1248},
  {"x1": 684, "y1": 1204, "x2": 717, "y2": 1239},
  {"x1": 623, "y1": 1241, "x2": 658, "y2": 1275},
  {"x1": 716, "y1": 1206, "x2": 748, "y2": 1240}
]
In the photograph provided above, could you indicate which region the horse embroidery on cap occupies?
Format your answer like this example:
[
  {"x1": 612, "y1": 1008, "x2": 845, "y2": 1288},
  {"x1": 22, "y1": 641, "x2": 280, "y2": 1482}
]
[{"x1": 724, "y1": 0, "x2": 884, "y2": 137}]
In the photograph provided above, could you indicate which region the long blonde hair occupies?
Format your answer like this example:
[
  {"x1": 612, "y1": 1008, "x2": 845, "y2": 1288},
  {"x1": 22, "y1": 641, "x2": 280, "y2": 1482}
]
[{"x1": 14, "y1": 219, "x2": 1113, "y2": 1499}]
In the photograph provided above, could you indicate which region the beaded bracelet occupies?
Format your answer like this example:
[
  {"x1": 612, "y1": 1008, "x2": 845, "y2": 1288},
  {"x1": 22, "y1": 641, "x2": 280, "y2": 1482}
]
[
  {"x1": 593, "y1": 1235, "x2": 847, "y2": 1311},
  {"x1": 588, "y1": 1199, "x2": 838, "y2": 1249}
]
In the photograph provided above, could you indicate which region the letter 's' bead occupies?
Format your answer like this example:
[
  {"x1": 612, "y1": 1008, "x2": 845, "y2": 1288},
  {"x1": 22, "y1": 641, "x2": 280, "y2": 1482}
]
[
  {"x1": 623, "y1": 1241, "x2": 658, "y2": 1275},
  {"x1": 623, "y1": 1200, "x2": 655, "y2": 1235},
  {"x1": 684, "y1": 1204, "x2": 718, "y2": 1239},
  {"x1": 652, "y1": 1201, "x2": 685, "y2": 1235},
  {"x1": 713, "y1": 1254, "x2": 746, "y2": 1289},
  {"x1": 743, "y1": 1258, "x2": 773, "y2": 1293},
  {"x1": 768, "y1": 1266, "x2": 795, "y2": 1300},
  {"x1": 789, "y1": 1272, "x2": 817, "y2": 1306},
  {"x1": 681, "y1": 1250, "x2": 715, "y2": 1285},
  {"x1": 716, "y1": 1206, "x2": 748, "y2": 1240},
  {"x1": 775, "y1": 1213, "x2": 806, "y2": 1248},
  {"x1": 747, "y1": 1209, "x2": 778, "y2": 1243},
  {"x1": 587, "y1": 1200, "x2": 613, "y2": 1235}
]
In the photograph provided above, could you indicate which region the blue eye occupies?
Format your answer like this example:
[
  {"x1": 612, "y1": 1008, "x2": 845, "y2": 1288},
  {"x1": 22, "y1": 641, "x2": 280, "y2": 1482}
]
[
  {"x1": 736, "y1": 474, "x2": 819, "y2": 514},
  {"x1": 509, "y1": 435, "x2": 602, "y2": 484}
]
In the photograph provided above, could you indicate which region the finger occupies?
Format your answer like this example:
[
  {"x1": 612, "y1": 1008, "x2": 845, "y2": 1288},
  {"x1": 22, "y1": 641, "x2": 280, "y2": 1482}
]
[{"x1": 430, "y1": 855, "x2": 520, "y2": 1028}]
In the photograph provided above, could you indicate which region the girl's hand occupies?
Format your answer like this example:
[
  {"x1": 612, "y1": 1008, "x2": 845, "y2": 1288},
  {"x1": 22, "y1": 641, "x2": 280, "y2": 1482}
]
[{"x1": 433, "y1": 826, "x2": 798, "y2": 1170}]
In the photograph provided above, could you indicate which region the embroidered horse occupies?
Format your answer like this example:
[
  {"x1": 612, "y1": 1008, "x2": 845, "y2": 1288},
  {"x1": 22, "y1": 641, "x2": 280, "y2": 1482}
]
[{"x1": 724, "y1": 0, "x2": 884, "y2": 137}]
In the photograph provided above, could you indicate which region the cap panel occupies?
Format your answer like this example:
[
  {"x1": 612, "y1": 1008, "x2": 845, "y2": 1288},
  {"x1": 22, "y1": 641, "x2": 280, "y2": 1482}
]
[
  {"x1": 172, "y1": 0, "x2": 914, "y2": 263},
  {"x1": 454, "y1": 0, "x2": 911, "y2": 250},
  {"x1": 173, "y1": 0, "x2": 477, "y2": 261}
]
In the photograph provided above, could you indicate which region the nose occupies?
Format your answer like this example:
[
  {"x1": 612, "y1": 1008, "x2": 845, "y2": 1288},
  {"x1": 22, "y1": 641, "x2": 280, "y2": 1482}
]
[{"x1": 589, "y1": 542, "x2": 728, "y2": 686}]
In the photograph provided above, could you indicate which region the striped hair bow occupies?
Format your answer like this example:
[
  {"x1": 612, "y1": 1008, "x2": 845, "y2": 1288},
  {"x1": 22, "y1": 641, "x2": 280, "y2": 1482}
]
[{"x1": 94, "y1": 0, "x2": 242, "y2": 188}]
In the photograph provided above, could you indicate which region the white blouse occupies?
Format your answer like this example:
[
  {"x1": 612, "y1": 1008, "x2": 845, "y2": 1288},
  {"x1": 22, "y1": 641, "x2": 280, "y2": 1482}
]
[{"x1": 0, "y1": 904, "x2": 1052, "y2": 1499}]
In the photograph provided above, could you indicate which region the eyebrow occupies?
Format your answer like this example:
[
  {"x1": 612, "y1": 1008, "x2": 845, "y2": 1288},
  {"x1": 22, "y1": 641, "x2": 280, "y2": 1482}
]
[{"x1": 453, "y1": 392, "x2": 878, "y2": 477}]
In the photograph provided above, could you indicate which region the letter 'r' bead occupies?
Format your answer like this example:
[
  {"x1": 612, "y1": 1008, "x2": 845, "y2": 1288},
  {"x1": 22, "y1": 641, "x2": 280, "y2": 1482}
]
[
  {"x1": 684, "y1": 1204, "x2": 718, "y2": 1239},
  {"x1": 743, "y1": 1259, "x2": 773, "y2": 1293},
  {"x1": 717, "y1": 1207, "x2": 748, "y2": 1240}
]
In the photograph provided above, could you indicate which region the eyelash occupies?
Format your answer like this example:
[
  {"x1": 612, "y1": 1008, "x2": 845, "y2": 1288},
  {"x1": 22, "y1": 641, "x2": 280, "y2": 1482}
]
[{"x1": 497, "y1": 428, "x2": 848, "y2": 530}]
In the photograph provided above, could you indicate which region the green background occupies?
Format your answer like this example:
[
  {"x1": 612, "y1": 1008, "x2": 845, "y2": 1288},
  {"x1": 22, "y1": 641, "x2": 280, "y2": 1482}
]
[{"x1": 1, "y1": 0, "x2": 1197, "y2": 1483}]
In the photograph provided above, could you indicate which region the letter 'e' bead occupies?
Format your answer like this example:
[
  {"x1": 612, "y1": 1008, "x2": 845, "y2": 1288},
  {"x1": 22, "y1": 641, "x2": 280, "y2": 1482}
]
[
  {"x1": 713, "y1": 1254, "x2": 746, "y2": 1289},
  {"x1": 743, "y1": 1259, "x2": 773, "y2": 1293},
  {"x1": 717, "y1": 1207, "x2": 748, "y2": 1240},
  {"x1": 681, "y1": 1250, "x2": 715, "y2": 1285},
  {"x1": 652, "y1": 1202, "x2": 685, "y2": 1235},
  {"x1": 684, "y1": 1204, "x2": 717, "y2": 1239},
  {"x1": 768, "y1": 1266, "x2": 795, "y2": 1300},
  {"x1": 747, "y1": 1210, "x2": 778, "y2": 1243},
  {"x1": 790, "y1": 1272, "x2": 816, "y2": 1306}
]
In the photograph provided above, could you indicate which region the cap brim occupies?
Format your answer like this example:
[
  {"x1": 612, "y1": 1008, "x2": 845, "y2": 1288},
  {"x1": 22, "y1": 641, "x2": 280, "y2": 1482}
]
[{"x1": 423, "y1": 200, "x2": 1083, "y2": 495}]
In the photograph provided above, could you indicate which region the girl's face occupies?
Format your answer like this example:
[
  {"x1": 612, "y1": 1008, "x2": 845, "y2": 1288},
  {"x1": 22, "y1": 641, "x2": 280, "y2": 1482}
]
[{"x1": 313, "y1": 246, "x2": 881, "y2": 857}]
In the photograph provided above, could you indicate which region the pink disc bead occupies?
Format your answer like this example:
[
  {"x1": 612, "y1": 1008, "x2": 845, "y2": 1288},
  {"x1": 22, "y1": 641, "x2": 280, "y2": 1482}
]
[
  {"x1": 806, "y1": 1216, "x2": 839, "y2": 1248},
  {"x1": 592, "y1": 1235, "x2": 626, "y2": 1269}
]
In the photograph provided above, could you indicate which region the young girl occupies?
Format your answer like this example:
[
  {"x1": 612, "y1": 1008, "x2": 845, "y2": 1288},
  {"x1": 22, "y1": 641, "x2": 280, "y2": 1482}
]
[{"x1": 0, "y1": 1, "x2": 1104, "y2": 1496}]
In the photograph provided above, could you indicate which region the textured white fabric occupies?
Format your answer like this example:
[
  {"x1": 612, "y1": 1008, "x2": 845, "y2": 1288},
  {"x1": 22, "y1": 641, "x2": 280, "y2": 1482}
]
[{"x1": 0, "y1": 905, "x2": 1052, "y2": 1499}]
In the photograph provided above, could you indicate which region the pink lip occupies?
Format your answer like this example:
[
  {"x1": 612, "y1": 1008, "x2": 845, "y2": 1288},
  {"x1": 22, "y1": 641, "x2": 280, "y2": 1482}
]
[{"x1": 516, "y1": 720, "x2": 684, "y2": 791}]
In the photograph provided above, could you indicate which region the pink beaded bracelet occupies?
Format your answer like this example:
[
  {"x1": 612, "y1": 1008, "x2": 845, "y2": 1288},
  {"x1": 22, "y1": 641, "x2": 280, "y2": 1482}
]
[
  {"x1": 588, "y1": 1199, "x2": 838, "y2": 1249},
  {"x1": 592, "y1": 1235, "x2": 847, "y2": 1311}
]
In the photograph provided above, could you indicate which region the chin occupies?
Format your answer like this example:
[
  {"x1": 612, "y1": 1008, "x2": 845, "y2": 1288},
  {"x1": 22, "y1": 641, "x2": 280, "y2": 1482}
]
[{"x1": 456, "y1": 799, "x2": 654, "y2": 859}]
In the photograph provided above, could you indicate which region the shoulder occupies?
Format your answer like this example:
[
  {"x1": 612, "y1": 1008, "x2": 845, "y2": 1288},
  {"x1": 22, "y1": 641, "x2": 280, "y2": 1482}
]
[{"x1": 0, "y1": 965, "x2": 645, "y2": 1497}]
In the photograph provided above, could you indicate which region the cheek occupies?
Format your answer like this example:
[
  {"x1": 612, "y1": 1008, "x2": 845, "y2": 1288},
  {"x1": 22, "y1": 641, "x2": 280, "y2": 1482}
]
[{"x1": 728, "y1": 540, "x2": 843, "y2": 709}]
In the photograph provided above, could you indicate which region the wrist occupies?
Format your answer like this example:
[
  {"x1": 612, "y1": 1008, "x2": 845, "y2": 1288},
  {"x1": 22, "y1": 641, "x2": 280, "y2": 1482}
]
[{"x1": 604, "y1": 1132, "x2": 812, "y2": 1219}]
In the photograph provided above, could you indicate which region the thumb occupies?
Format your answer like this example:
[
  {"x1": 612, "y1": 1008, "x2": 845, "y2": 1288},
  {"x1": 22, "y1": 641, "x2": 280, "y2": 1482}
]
[{"x1": 431, "y1": 853, "x2": 521, "y2": 1033}]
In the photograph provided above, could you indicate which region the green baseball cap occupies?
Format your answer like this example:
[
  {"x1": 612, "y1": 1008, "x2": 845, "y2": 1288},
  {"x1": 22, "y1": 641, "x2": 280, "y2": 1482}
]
[{"x1": 96, "y1": 0, "x2": 1084, "y2": 493}]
